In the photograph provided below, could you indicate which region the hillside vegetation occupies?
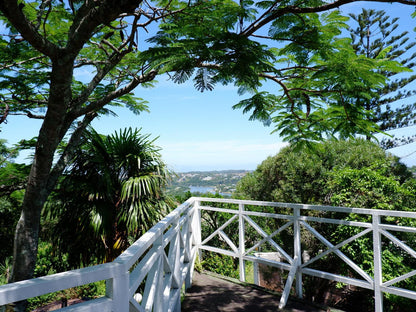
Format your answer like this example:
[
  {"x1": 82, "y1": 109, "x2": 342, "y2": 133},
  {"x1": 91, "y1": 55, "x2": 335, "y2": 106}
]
[{"x1": 167, "y1": 170, "x2": 250, "y2": 197}]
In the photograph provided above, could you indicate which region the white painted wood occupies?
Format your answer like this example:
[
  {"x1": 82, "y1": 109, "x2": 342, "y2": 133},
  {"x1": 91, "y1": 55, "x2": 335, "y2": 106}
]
[
  {"x1": 380, "y1": 285, "x2": 416, "y2": 300},
  {"x1": 141, "y1": 253, "x2": 162, "y2": 311},
  {"x1": 129, "y1": 297, "x2": 145, "y2": 312},
  {"x1": 200, "y1": 214, "x2": 238, "y2": 245},
  {"x1": 194, "y1": 197, "x2": 416, "y2": 218},
  {"x1": 301, "y1": 228, "x2": 372, "y2": 268},
  {"x1": 111, "y1": 268, "x2": 130, "y2": 311},
  {"x1": 293, "y1": 208, "x2": 303, "y2": 298},
  {"x1": 60, "y1": 297, "x2": 112, "y2": 312},
  {"x1": 243, "y1": 215, "x2": 293, "y2": 263},
  {"x1": 153, "y1": 254, "x2": 165, "y2": 312},
  {"x1": 238, "y1": 203, "x2": 246, "y2": 282},
  {"x1": 373, "y1": 214, "x2": 384, "y2": 312},
  {"x1": 382, "y1": 269, "x2": 416, "y2": 288},
  {"x1": 279, "y1": 255, "x2": 299, "y2": 309},
  {"x1": 245, "y1": 254, "x2": 292, "y2": 271},
  {"x1": 381, "y1": 229, "x2": 416, "y2": 259},
  {"x1": 245, "y1": 220, "x2": 293, "y2": 255},
  {"x1": 0, "y1": 262, "x2": 119, "y2": 305},
  {"x1": 218, "y1": 230, "x2": 238, "y2": 254},
  {"x1": 129, "y1": 244, "x2": 163, "y2": 296},
  {"x1": 196, "y1": 197, "x2": 416, "y2": 310},
  {"x1": 299, "y1": 215, "x2": 372, "y2": 228},
  {"x1": 161, "y1": 253, "x2": 174, "y2": 310},
  {"x1": 2, "y1": 197, "x2": 416, "y2": 312},
  {"x1": 198, "y1": 245, "x2": 238, "y2": 258},
  {"x1": 302, "y1": 268, "x2": 373, "y2": 289},
  {"x1": 167, "y1": 223, "x2": 181, "y2": 289},
  {"x1": 301, "y1": 220, "x2": 373, "y2": 283},
  {"x1": 380, "y1": 223, "x2": 416, "y2": 233},
  {"x1": 253, "y1": 261, "x2": 259, "y2": 286}
]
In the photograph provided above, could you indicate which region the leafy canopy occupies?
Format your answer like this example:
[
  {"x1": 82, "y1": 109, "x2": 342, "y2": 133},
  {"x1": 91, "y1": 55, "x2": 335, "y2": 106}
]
[
  {"x1": 142, "y1": 4, "x2": 411, "y2": 143},
  {"x1": 235, "y1": 139, "x2": 413, "y2": 205},
  {"x1": 45, "y1": 127, "x2": 174, "y2": 266}
]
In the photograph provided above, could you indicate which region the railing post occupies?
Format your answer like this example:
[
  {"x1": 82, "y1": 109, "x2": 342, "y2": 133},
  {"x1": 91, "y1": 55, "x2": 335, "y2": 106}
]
[
  {"x1": 187, "y1": 201, "x2": 202, "y2": 287},
  {"x1": 184, "y1": 209, "x2": 193, "y2": 290},
  {"x1": 294, "y1": 207, "x2": 302, "y2": 298},
  {"x1": 167, "y1": 217, "x2": 181, "y2": 312},
  {"x1": 192, "y1": 200, "x2": 202, "y2": 264},
  {"x1": 373, "y1": 213, "x2": 383, "y2": 312},
  {"x1": 141, "y1": 233, "x2": 164, "y2": 311},
  {"x1": 239, "y1": 203, "x2": 246, "y2": 282},
  {"x1": 279, "y1": 206, "x2": 302, "y2": 309},
  {"x1": 192, "y1": 199, "x2": 202, "y2": 268},
  {"x1": 253, "y1": 260, "x2": 259, "y2": 286},
  {"x1": 106, "y1": 264, "x2": 129, "y2": 311}
]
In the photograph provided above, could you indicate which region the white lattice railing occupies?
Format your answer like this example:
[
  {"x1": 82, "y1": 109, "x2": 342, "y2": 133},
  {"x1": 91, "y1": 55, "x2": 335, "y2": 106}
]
[
  {"x1": 195, "y1": 197, "x2": 416, "y2": 312},
  {"x1": 0, "y1": 198, "x2": 200, "y2": 312},
  {"x1": 1, "y1": 197, "x2": 416, "y2": 312}
]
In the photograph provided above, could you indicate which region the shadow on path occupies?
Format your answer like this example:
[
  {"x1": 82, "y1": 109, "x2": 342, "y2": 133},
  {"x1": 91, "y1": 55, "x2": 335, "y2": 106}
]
[{"x1": 182, "y1": 272, "x2": 339, "y2": 312}]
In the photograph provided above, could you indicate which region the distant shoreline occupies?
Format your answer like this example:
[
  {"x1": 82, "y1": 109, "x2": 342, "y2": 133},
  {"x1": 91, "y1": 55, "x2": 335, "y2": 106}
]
[
  {"x1": 177, "y1": 169, "x2": 252, "y2": 174},
  {"x1": 167, "y1": 170, "x2": 249, "y2": 196}
]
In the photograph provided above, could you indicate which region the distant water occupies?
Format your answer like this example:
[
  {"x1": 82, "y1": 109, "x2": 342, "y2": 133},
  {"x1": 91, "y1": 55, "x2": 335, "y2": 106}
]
[
  {"x1": 189, "y1": 186, "x2": 231, "y2": 197},
  {"x1": 189, "y1": 186, "x2": 216, "y2": 194}
]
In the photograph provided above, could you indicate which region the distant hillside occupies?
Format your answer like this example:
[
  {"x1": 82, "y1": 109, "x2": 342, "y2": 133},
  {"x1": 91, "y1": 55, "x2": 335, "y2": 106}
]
[{"x1": 167, "y1": 170, "x2": 250, "y2": 196}]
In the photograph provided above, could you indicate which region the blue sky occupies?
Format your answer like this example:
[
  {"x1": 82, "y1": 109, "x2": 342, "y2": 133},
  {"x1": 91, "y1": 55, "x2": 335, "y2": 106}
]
[{"x1": 2, "y1": 1, "x2": 416, "y2": 172}]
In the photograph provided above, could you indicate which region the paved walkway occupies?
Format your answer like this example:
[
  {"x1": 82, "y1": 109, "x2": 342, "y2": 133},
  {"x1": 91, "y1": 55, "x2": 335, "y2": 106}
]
[{"x1": 182, "y1": 272, "x2": 337, "y2": 312}]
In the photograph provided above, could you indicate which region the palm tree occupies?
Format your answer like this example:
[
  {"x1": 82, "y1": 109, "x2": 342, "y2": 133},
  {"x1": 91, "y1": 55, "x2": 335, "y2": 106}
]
[{"x1": 45, "y1": 127, "x2": 174, "y2": 266}]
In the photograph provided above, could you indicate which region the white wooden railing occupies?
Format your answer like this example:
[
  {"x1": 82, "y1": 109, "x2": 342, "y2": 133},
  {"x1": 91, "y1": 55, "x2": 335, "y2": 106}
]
[
  {"x1": 1, "y1": 197, "x2": 416, "y2": 312},
  {"x1": 0, "y1": 198, "x2": 200, "y2": 312},
  {"x1": 195, "y1": 197, "x2": 416, "y2": 312}
]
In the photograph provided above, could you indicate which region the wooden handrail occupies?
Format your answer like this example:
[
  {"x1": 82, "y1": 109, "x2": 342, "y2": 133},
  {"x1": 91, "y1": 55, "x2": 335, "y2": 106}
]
[{"x1": 1, "y1": 197, "x2": 415, "y2": 312}]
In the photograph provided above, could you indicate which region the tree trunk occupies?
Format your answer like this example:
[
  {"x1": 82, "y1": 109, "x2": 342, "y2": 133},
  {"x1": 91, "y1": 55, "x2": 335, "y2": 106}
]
[
  {"x1": 10, "y1": 58, "x2": 75, "y2": 311},
  {"x1": 11, "y1": 130, "x2": 61, "y2": 281},
  {"x1": 10, "y1": 125, "x2": 63, "y2": 311}
]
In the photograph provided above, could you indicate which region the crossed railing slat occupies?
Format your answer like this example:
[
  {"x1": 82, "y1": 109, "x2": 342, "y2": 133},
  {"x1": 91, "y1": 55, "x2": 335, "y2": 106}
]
[
  {"x1": 197, "y1": 198, "x2": 416, "y2": 312},
  {"x1": 1, "y1": 197, "x2": 416, "y2": 312}
]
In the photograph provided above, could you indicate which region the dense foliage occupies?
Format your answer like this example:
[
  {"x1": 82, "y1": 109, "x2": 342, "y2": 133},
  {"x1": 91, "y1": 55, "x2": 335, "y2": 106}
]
[
  {"x1": 44, "y1": 128, "x2": 174, "y2": 266},
  {"x1": 0, "y1": 141, "x2": 29, "y2": 265},
  {"x1": 1, "y1": 0, "x2": 416, "y2": 293},
  {"x1": 234, "y1": 139, "x2": 416, "y2": 310},
  {"x1": 235, "y1": 139, "x2": 412, "y2": 205}
]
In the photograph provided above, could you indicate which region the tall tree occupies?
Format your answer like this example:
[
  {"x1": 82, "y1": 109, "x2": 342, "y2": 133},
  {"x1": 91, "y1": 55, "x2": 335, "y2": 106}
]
[
  {"x1": 226, "y1": 7, "x2": 411, "y2": 143},
  {"x1": 0, "y1": 0, "x2": 165, "y2": 287},
  {"x1": 0, "y1": 0, "x2": 415, "y2": 292},
  {"x1": 45, "y1": 127, "x2": 173, "y2": 266},
  {"x1": 348, "y1": 9, "x2": 416, "y2": 148}
]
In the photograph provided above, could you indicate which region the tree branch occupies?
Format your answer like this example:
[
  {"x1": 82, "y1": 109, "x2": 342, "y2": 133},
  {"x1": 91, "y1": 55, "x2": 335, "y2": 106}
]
[
  {"x1": 8, "y1": 112, "x2": 46, "y2": 119},
  {"x1": 67, "y1": 0, "x2": 144, "y2": 57},
  {"x1": 0, "y1": 55, "x2": 47, "y2": 70},
  {"x1": 0, "y1": 103, "x2": 9, "y2": 124},
  {"x1": 72, "y1": 69, "x2": 158, "y2": 119},
  {"x1": 46, "y1": 111, "x2": 97, "y2": 194},
  {"x1": 242, "y1": 0, "x2": 416, "y2": 37},
  {"x1": 70, "y1": 50, "x2": 131, "y2": 110},
  {"x1": 0, "y1": 0, "x2": 59, "y2": 57}
]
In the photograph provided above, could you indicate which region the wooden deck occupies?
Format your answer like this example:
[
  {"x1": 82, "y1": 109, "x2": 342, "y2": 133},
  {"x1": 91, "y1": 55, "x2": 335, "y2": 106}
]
[{"x1": 182, "y1": 272, "x2": 342, "y2": 312}]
